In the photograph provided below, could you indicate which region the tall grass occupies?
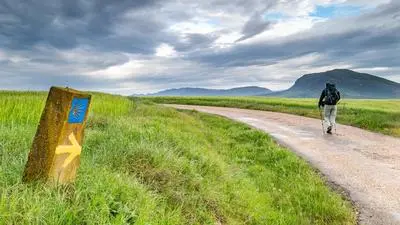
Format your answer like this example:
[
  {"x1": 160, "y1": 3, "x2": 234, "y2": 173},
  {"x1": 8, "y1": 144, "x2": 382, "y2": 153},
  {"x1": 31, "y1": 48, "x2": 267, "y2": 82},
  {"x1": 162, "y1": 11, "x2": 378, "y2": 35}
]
[
  {"x1": 0, "y1": 91, "x2": 134, "y2": 127},
  {"x1": 145, "y1": 96, "x2": 400, "y2": 137},
  {"x1": 0, "y1": 91, "x2": 46, "y2": 126},
  {"x1": 0, "y1": 92, "x2": 355, "y2": 224}
]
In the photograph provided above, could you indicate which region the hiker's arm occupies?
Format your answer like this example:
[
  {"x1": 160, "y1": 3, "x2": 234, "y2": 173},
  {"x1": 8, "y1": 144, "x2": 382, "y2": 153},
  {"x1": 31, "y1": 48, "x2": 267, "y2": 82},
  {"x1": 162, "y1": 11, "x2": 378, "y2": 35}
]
[{"x1": 318, "y1": 90, "x2": 325, "y2": 107}]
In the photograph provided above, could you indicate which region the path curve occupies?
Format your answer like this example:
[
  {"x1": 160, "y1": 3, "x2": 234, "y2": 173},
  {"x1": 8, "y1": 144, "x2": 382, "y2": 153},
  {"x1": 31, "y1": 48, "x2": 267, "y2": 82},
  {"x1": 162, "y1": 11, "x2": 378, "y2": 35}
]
[{"x1": 167, "y1": 104, "x2": 400, "y2": 225}]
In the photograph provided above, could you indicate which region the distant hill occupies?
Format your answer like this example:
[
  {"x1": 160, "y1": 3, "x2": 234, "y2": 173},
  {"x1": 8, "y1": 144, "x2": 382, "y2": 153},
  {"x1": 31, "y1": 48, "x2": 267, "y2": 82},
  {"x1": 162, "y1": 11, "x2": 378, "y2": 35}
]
[
  {"x1": 147, "y1": 86, "x2": 272, "y2": 96},
  {"x1": 270, "y1": 69, "x2": 400, "y2": 98}
]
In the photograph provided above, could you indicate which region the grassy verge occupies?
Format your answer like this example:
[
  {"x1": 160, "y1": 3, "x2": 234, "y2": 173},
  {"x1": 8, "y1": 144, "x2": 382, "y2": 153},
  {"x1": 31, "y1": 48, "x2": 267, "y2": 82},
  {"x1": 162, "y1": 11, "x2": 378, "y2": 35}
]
[
  {"x1": 1, "y1": 92, "x2": 355, "y2": 224},
  {"x1": 144, "y1": 96, "x2": 400, "y2": 137}
]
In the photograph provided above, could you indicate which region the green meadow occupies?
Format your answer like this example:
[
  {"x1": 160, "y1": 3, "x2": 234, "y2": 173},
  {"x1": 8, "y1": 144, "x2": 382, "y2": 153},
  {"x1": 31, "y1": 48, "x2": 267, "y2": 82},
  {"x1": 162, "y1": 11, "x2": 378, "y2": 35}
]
[
  {"x1": 0, "y1": 91, "x2": 355, "y2": 224},
  {"x1": 146, "y1": 96, "x2": 400, "y2": 137}
]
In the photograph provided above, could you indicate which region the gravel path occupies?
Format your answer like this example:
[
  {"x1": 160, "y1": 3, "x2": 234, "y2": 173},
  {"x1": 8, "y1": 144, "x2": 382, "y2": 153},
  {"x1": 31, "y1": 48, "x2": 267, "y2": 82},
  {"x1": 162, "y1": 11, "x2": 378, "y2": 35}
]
[{"x1": 167, "y1": 104, "x2": 400, "y2": 225}]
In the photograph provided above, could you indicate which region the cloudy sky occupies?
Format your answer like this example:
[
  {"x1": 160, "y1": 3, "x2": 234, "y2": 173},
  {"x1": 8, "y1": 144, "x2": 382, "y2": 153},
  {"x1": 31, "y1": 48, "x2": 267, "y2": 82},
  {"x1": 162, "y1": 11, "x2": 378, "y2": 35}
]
[{"x1": 0, "y1": 0, "x2": 399, "y2": 95}]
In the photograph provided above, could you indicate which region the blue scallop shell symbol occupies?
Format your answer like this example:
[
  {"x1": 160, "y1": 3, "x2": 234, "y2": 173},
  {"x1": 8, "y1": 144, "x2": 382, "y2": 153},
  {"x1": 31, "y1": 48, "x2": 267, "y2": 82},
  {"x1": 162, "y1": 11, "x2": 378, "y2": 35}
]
[{"x1": 68, "y1": 98, "x2": 89, "y2": 124}]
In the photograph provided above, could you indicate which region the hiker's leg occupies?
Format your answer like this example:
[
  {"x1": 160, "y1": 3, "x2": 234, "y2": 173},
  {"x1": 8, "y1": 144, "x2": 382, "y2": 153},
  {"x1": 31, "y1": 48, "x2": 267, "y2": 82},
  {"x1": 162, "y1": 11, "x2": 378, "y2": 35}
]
[
  {"x1": 330, "y1": 105, "x2": 337, "y2": 126},
  {"x1": 324, "y1": 105, "x2": 331, "y2": 127},
  {"x1": 324, "y1": 105, "x2": 334, "y2": 134}
]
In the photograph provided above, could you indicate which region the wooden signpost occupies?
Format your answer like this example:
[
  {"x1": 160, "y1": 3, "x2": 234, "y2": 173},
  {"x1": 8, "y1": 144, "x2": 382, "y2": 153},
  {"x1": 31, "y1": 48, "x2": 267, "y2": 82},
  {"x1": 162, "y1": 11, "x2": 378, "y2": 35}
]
[{"x1": 23, "y1": 87, "x2": 91, "y2": 184}]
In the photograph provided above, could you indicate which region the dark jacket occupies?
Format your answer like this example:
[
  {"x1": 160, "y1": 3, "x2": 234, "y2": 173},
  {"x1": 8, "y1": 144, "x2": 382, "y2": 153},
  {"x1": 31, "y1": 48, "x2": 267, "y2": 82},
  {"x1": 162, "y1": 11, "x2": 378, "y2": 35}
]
[{"x1": 318, "y1": 83, "x2": 341, "y2": 107}]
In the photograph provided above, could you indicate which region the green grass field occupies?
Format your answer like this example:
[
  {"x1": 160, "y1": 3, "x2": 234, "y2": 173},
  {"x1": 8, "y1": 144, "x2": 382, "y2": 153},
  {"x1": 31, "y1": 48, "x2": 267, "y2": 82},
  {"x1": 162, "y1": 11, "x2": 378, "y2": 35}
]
[
  {"x1": 0, "y1": 91, "x2": 355, "y2": 224},
  {"x1": 145, "y1": 96, "x2": 400, "y2": 137}
]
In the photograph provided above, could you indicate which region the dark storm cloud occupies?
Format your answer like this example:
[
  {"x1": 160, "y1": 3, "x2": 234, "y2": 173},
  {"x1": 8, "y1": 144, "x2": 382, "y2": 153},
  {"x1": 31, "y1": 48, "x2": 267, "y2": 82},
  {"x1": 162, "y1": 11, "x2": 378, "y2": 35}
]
[
  {"x1": 201, "y1": 0, "x2": 275, "y2": 14},
  {"x1": 60, "y1": 0, "x2": 86, "y2": 19},
  {"x1": 173, "y1": 33, "x2": 219, "y2": 52},
  {"x1": 0, "y1": 0, "x2": 60, "y2": 48},
  {"x1": 0, "y1": 0, "x2": 166, "y2": 52},
  {"x1": 236, "y1": 13, "x2": 272, "y2": 42},
  {"x1": 192, "y1": 27, "x2": 399, "y2": 68},
  {"x1": 0, "y1": 0, "x2": 277, "y2": 57}
]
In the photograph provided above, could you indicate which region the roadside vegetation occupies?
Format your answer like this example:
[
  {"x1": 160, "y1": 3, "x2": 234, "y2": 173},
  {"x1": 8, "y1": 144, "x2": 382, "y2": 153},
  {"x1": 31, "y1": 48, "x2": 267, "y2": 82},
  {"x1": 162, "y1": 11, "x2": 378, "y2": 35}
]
[
  {"x1": 1, "y1": 91, "x2": 355, "y2": 224},
  {"x1": 145, "y1": 96, "x2": 400, "y2": 137}
]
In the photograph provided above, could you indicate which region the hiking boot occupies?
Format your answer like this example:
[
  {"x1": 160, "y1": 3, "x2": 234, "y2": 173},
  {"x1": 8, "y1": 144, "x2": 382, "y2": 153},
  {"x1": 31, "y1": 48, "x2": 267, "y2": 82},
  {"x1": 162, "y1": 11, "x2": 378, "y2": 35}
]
[{"x1": 327, "y1": 126, "x2": 332, "y2": 134}]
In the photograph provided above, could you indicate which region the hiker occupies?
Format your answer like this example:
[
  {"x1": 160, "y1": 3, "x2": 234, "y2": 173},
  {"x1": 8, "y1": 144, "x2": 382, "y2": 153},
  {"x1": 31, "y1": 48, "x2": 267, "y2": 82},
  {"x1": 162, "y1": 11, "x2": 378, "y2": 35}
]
[{"x1": 318, "y1": 83, "x2": 341, "y2": 134}]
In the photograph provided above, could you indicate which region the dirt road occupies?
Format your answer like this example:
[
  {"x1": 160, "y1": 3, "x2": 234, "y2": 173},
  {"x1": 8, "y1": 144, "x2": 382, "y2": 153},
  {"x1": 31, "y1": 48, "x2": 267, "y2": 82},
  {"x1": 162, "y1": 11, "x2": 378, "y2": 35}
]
[{"x1": 167, "y1": 104, "x2": 400, "y2": 225}]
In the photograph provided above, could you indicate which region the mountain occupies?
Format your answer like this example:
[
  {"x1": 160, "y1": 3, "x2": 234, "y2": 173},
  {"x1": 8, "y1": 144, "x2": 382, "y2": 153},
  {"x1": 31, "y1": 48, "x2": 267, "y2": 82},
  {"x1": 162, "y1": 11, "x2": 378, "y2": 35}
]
[
  {"x1": 270, "y1": 69, "x2": 400, "y2": 98},
  {"x1": 148, "y1": 86, "x2": 272, "y2": 96}
]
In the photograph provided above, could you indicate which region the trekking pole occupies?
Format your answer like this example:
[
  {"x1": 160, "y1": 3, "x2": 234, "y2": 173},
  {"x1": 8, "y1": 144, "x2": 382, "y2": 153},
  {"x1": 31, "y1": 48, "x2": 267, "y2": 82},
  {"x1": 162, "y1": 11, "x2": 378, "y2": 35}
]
[{"x1": 318, "y1": 107, "x2": 324, "y2": 135}]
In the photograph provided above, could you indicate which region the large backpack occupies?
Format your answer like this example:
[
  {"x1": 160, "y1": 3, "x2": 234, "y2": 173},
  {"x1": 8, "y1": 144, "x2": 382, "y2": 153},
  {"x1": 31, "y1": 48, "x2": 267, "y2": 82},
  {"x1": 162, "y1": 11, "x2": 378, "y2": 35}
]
[{"x1": 325, "y1": 84, "x2": 340, "y2": 105}]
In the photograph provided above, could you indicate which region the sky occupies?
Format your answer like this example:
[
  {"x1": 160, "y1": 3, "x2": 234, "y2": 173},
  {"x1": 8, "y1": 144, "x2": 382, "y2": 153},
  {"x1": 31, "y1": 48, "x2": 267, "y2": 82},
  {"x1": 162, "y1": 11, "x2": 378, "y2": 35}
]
[{"x1": 0, "y1": 0, "x2": 399, "y2": 95}]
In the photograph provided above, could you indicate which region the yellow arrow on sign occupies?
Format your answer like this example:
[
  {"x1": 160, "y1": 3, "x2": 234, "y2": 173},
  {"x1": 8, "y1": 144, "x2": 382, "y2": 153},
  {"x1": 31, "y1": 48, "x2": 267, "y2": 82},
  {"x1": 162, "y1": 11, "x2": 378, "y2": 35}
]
[{"x1": 55, "y1": 133, "x2": 82, "y2": 168}]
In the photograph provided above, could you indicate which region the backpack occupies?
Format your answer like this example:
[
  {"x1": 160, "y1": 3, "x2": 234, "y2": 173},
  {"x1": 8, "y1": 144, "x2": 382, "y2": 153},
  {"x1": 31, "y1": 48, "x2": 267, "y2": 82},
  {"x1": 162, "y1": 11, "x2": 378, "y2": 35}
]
[{"x1": 325, "y1": 84, "x2": 340, "y2": 105}]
